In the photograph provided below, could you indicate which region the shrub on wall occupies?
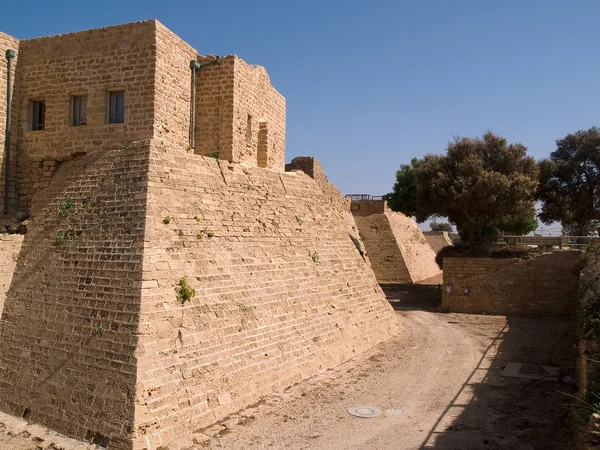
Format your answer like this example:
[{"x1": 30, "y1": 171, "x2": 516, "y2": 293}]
[{"x1": 435, "y1": 242, "x2": 534, "y2": 269}]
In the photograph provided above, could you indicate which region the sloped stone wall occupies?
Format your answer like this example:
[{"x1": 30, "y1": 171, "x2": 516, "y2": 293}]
[
  {"x1": 131, "y1": 142, "x2": 399, "y2": 448},
  {"x1": 0, "y1": 234, "x2": 23, "y2": 316},
  {"x1": 0, "y1": 140, "x2": 399, "y2": 449},
  {"x1": 351, "y1": 200, "x2": 440, "y2": 283},
  {"x1": 0, "y1": 143, "x2": 150, "y2": 449},
  {"x1": 423, "y1": 231, "x2": 453, "y2": 254}
]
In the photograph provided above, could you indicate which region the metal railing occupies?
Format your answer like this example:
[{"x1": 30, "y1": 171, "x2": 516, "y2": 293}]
[{"x1": 345, "y1": 194, "x2": 384, "y2": 201}]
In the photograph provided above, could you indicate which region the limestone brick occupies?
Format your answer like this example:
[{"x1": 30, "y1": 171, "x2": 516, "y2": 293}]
[
  {"x1": 0, "y1": 20, "x2": 287, "y2": 212},
  {"x1": 442, "y1": 251, "x2": 580, "y2": 316},
  {"x1": 131, "y1": 142, "x2": 397, "y2": 447},
  {"x1": 0, "y1": 20, "x2": 396, "y2": 450},
  {"x1": 0, "y1": 32, "x2": 19, "y2": 212},
  {"x1": 423, "y1": 231, "x2": 453, "y2": 254},
  {"x1": 285, "y1": 156, "x2": 328, "y2": 184},
  {"x1": 0, "y1": 140, "x2": 399, "y2": 449},
  {"x1": 0, "y1": 233, "x2": 23, "y2": 316},
  {"x1": 0, "y1": 143, "x2": 149, "y2": 449},
  {"x1": 351, "y1": 200, "x2": 441, "y2": 283}
]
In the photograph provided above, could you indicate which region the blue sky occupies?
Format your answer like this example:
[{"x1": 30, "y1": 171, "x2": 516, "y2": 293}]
[{"x1": 2, "y1": 1, "x2": 598, "y2": 232}]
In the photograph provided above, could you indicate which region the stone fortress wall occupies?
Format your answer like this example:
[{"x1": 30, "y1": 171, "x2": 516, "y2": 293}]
[
  {"x1": 442, "y1": 251, "x2": 580, "y2": 316},
  {"x1": 0, "y1": 21, "x2": 400, "y2": 449},
  {"x1": 0, "y1": 32, "x2": 19, "y2": 212},
  {"x1": 0, "y1": 234, "x2": 23, "y2": 315},
  {"x1": 0, "y1": 20, "x2": 286, "y2": 211},
  {"x1": 423, "y1": 231, "x2": 453, "y2": 254},
  {"x1": 351, "y1": 199, "x2": 441, "y2": 283},
  {"x1": 133, "y1": 143, "x2": 398, "y2": 447}
]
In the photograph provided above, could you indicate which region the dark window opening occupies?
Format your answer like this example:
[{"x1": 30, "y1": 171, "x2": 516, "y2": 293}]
[
  {"x1": 245, "y1": 114, "x2": 252, "y2": 146},
  {"x1": 71, "y1": 95, "x2": 88, "y2": 126},
  {"x1": 108, "y1": 91, "x2": 125, "y2": 124},
  {"x1": 31, "y1": 100, "x2": 45, "y2": 131}
]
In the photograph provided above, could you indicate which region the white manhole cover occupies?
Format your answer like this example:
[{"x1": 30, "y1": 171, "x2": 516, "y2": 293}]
[
  {"x1": 501, "y1": 362, "x2": 560, "y2": 380},
  {"x1": 348, "y1": 406, "x2": 382, "y2": 418}
]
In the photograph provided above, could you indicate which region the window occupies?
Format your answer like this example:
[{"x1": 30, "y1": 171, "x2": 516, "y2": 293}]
[
  {"x1": 245, "y1": 115, "x2": 252, "y2": 146},
  {"x1": 108, "y1": 91, "x2": 125, "y2": 124},
  {"x1": 71, "y1": 95, "x2": 87, "y2": 126},
  {"x1": 31, "y1": 100, "x2": 46, "y2": 131}
]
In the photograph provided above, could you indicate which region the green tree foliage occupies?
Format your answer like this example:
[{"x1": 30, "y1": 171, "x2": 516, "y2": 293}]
[
  {"x1": 500, "y1": 216, "x2": 539, "y2": 236},
  {"x1": 537, "y1": 127, "x2": 600, "y2": 237},
  {"x1": 384, "y1": 158, "x2": 421, "y2": 217},
  {"x1": 416, "y1": 132, "x2": 538, "y2": 244},
  {"x1": 430, "y1": 221, "x2": 453, "y2": 232}
]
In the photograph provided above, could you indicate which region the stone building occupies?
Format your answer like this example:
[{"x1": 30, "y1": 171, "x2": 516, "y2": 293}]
[
  {"x1": 0, "y1": 20, "x2": 286, "y2": 212},
  {"x1": 0, "y1": 21, "x2": 399, "y2": 449}
]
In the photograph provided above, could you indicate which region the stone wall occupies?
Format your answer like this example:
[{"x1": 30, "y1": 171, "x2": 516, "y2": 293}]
[
  {"x1": 153, "y1": 21, "x2": 286, "y2": 170},
  {"x1": 192, "y1": 56, "x2": 235, "y2": 159},
  {"x1": 0, "y1": 143, "x2": 150, "y2": 449},
  {"x1": 232, "y1": 58, "x2": 285, "y2": 171},
  {"x1": 351, "y1": 200, "x2": 440, "y2": 283},
  {"x1": 1, "y1": 20, "x2": 287, "y2": 211},
  {"x1": 350, "y1": 199, "x2": 385, "y2": 216},
  {"x1": 14, "y1": 21, "x2": 157, "y2": 209},
  {"x1": 423, "y1": 231, "x2": 453, "y2": 254},
  {"x1": 0, "y1": 139, "x2": 399, "y2": 449},
  {"x1": 153, "y1": 22, "x2": 199, "y2": 152},
  {"x1": 442, "y1": 251, "x2": 581, "y2": 316},
  {"x1": 0, "y1": 32, "x2": 19, "y2": 212},
  {"x1": 285, "y1": 156, "x2": 328, "y2": 183},
  {"x1": 0, "y1": 233, "x2": 23, "y2": 315},
  {"x1": 132, "y1": 142, "x2": 398, "y2": 448}
]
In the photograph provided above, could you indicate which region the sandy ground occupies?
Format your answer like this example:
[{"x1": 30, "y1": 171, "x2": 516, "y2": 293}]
[{"x1": 0, "y1": 281, "x2": 577, "y2": 450}]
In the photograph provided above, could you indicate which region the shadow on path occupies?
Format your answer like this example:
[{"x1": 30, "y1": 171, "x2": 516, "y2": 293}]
[
  {"x1": 382, "y1": 278, "x2": 577, "y2": 449},
  {"x1": 380, "y1": 282, "x2": 442, "y2": 311}
]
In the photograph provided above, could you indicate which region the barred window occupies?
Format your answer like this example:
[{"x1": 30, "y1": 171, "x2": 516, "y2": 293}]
[
  {"x1": 31, "y1": 100, "x2": 46, "y2": 131},
  {"x1": 108, "y1": 91, "x2": 125, "y2": 124},
  {"x1": 71, "y1": 95, "x2": 88, "y2": 126}
]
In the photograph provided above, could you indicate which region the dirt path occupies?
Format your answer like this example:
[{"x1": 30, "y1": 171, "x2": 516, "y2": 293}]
[{"x1": 0, "y1": 285, "x2": 577, "y2": 449}]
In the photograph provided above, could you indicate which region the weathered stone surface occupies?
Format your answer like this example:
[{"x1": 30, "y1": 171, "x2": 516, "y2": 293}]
[
  {"x1": 423, "y1": 231, "x2": 453, "y2": 254},
  {"x1": 13, "y1": 211, "x2": 28, "y2": 221},
  {"x1": 442, "y1": 251, "x2": 580, "y2": 316},
  {"x1": 131, "y1": 142, "x2": 399, "y2": 447},
  {"x1": 0, "y1": 20, "x2": 400, "y2": 450},
  {"x1": 0, "y1": 233, "x2": 23, "y2": 316},
  {"x1": 0, "y1": 32, "x2": 19, "y2": 212},
  {"x1": 0, "y1": 143, "x2": 148, "y2": 448},
  {"x1": 351, "y1": 200, "x2": 441, "y2": 283},
  {"x1": 1, "y1": 20, "x2": 286, "y2": 212},
  {"x1": 0, "y1": 141, "x2": 399, "y2": 449}
]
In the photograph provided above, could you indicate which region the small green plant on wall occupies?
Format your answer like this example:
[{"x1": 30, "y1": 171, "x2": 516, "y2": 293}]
[
  {"x1": 57, "y1": 199, "x2": 74, "y2": 217},
  {"x1": 91, "y1": 323, "x2": 103, "y2": 336},
  {"x1": 163, "y1": 215, "x2": 172, "y2": 225},
  {"x1": 54, "y1": 231, "x2": 67, "y2": 245},
  {"x1": 311, "y1": 252, "x2": 319, "y2": 263},
  {"x1": 176, "y1": 276, "x2": 196, "y2": 303}
]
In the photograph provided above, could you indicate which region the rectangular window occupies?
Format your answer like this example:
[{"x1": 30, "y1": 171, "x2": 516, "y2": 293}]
[
  {"x1": 31, "y1": 100, "x2": 46, "y2": 131},
  {"x1": 71, "y1": 95, "x2": 88, "y2": 126},
  {"x1": 108, "y1": 91, "x2": 125, "y2": 124},
  {"x1": 245, "y1": 114, "x2": 252, "y2": 146}
]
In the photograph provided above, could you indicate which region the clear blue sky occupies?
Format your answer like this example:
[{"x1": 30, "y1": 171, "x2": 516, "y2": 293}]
[{"x1": 2, "y1": 1, "x2": 599, "y2": 206}]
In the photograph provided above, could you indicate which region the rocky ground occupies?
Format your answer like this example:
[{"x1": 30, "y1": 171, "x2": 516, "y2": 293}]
[{"x1": 0, "y1": 280, "x2": 577, "y2": 449}]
